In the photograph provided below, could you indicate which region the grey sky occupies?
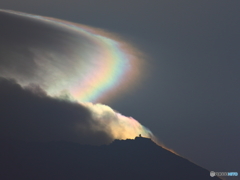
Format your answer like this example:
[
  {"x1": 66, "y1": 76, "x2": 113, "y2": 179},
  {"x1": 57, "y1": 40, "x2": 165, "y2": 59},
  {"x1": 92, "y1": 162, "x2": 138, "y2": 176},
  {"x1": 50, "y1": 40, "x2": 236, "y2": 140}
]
[{"x1": 0, "y1": 0, "x2": 239, "y2": 177}]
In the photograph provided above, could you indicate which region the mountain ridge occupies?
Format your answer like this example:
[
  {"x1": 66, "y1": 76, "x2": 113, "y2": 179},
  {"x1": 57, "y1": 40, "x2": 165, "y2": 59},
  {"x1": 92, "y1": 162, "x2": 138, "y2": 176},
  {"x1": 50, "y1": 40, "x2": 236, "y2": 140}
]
[{"x1": 0, "y1": 136, "x2": 221, "y2": 180}]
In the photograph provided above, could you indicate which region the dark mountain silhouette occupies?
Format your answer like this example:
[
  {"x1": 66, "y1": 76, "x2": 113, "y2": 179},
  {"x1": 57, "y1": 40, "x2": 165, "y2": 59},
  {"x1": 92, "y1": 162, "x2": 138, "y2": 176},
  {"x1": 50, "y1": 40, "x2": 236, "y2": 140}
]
[{"x1": 0, "y1": 137, "x2": 221, "y2": 180}]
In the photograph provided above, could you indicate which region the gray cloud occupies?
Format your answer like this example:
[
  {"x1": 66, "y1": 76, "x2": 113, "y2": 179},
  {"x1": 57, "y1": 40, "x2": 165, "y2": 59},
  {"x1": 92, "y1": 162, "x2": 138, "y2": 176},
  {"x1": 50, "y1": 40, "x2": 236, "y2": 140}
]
[
  {"x1": 0, "y1": 10, "x2": 90, "y2": 89},
  {"x1": 0, "y1": 77, "x2": 113, "y2": 145},
  {"x1": 0, "y1": 9, "x2": 88, "y2": 98},
  {"x1": 0, "y1": 77, "x2": 155, "y2": 145}
]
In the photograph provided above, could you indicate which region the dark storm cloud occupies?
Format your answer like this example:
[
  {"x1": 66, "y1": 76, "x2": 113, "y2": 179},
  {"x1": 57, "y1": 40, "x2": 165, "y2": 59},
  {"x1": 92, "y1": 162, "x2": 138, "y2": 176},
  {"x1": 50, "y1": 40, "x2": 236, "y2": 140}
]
[{"x1": 0, "y1": 77, "x2": 112, "y2": 145}]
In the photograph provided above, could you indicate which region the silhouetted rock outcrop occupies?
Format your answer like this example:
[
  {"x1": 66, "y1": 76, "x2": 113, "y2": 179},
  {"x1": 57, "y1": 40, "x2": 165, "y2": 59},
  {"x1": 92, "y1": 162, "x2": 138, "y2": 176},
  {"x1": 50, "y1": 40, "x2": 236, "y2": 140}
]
[{"x1": 0, "y1": 137, "x2": 221, "y2": 180}]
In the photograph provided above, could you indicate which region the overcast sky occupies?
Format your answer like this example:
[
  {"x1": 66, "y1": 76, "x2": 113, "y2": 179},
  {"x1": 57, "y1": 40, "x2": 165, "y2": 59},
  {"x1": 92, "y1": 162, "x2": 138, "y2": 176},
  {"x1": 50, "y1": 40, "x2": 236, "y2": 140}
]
[{"x1": 0, "y1": 0, "x2": 239, "y2": 177}]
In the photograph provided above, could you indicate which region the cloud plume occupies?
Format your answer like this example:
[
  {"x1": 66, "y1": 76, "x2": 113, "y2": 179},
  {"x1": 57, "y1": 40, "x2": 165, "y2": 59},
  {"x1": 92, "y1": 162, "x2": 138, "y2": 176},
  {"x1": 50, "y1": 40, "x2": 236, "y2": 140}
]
[{"x1": 0, "y1": 10, "x2": 156, "y2": 145}]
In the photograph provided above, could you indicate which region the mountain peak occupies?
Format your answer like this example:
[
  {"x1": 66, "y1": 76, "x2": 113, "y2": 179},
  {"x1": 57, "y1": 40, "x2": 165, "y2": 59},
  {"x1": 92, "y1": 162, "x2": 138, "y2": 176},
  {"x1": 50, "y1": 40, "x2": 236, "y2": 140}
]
[{"x1": 0, "y1": 138, "x2": 221, "y2": 180}]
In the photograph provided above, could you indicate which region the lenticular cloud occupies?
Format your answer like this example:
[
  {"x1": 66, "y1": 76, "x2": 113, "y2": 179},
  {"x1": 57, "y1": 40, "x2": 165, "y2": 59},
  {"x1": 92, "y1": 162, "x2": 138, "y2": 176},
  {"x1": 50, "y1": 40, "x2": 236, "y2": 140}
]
[{"x1": 0, "y1": 9, "x2": 156, "y2": 144}]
